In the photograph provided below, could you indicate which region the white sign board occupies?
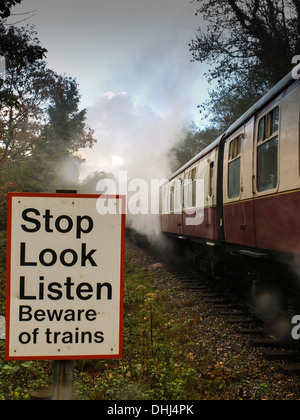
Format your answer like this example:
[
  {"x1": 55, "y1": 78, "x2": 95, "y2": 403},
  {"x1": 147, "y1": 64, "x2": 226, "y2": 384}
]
[{"x1": 5, "y1": 193, "x2": 125, "y2": 361}]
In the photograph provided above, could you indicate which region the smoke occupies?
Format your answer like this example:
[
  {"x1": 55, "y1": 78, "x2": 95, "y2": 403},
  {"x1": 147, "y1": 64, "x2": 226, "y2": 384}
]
[
  {"x1": 79, "y1": 91, "x2": 189, "y2": 248},
  {"x1": 59, "y1": 158, "x2": 80, "y2": 189},
  {"x1": 81, "y1": 91, "x2": 188, "y2": 181}
]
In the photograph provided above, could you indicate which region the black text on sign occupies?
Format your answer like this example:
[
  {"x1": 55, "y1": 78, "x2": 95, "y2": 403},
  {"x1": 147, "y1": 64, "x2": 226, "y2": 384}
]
[{"x1": 5, "y1": 193, "x2": 125, "y2": 361}]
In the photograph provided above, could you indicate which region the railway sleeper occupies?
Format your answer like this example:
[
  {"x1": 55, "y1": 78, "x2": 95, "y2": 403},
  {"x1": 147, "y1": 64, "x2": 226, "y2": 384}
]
[
  {"x1": 226, "y1": 317, "x2": 253, "y2": 324},
  {"x1": 264, "y1": 349, "x2": 300, "y2": 361},
  {"x1": 237, "y1": 328, "x2": 264, "y2": 335},
  {"x1": 250, "y1": 338, "x2": 294, "y2": 348},
  {"x1": 281, "y1": 364, "x2": 300, "y2": 376}
]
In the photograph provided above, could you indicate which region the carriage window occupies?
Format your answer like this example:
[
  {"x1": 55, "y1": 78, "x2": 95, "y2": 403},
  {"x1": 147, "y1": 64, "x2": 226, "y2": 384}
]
[
  {"x1": 162, "y1": 186, "x2": 168, "y2": 214},
  {"x1": 170, "y1": 183, "x2": 175, "y2": 213},
  {"x1": 228, "y1": 135, "x2": 242, "y2": 199},
  {"x1": 191, "y1": 168, "x2": 197, "y2": 208},
  {"x1": 209, "y1": 161, "x2": 214, "y2": 197},
  {"x1": 184, "y1": 168, "x2": 197, "y2": 209},
  {"x1": 257, "y1": 106, "x2": 279, "y2": 143},
  {"x1": 174, "y1": 178, "x2": 182, "y2": 212},
  {"x1": 271, "y1": 107, "x2": 280, "y2": 133},
  {"x1": 229, "y1": 136, "x2": 242, "y2": 160},
  {"x1": 166, "y1": 185, "x2": 170, "y2": 214},
  {"x1": 257, "y1": 107, "x2": 279, "y2": 192},
  {"x1": 258, "y1": 118, "x2": 265, "y2": 142}
]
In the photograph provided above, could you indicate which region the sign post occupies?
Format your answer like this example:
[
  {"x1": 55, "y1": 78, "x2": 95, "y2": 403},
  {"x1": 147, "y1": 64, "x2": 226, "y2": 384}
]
[
  {"x1": 5, "y1": 193, "x2": 126, "y2": 398},
  {"x1": 52, "y1": 360, "x2": 74, "y2": 400}
]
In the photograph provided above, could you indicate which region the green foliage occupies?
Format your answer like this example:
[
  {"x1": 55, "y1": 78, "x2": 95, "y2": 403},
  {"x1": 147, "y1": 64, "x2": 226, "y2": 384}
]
[
  {"x1": 191, "y1": 0, "x2": 300, "y2": 86},
  {"x1": 0, "y1": 342, "x2": 52, "y2": 400},
  {"x1": 169, "y1": 122, "x2": 220, "y2": 171},
  {"x1": 0, "y1": 179, "x2": 21, "y2": 229},
  {"x1": 73, "y1": 261, "x2": 200, "y2": 400},
  {"x1": 79, "y1": 171, "x2": 116, "y2": 194},
  {"x1": 0, "y1": 25, "x2": 48, "y2": 168},
  {"x1": 0, "y1": 23, "x2": 96, "y2": 227},
  {"x1": 0, "y1": 247, "x2": 200, "y2": 400},
  {"x1": 18, "y1": 73, "x2": 96, "y2": 193},
  {"x1": 0, "y1": 1, "x2": 22, "y2": 18},
  {"x1": 190, "y1": 0, "x2": 300, "y2": 129}
]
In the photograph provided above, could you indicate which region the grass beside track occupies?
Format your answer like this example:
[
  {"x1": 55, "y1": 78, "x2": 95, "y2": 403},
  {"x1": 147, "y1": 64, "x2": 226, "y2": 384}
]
[{"x1": 0, "y1": 234, "x2": 200, "y2": 400}]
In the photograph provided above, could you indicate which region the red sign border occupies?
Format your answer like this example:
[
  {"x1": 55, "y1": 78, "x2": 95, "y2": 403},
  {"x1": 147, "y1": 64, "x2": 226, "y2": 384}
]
[{"x1": 5, "y1": 192, "x2": 126, "y2": 361}]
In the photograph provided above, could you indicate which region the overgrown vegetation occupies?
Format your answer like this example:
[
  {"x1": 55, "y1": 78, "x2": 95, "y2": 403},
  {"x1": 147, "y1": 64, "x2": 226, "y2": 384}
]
[
  {"x1": 0, "y1": 235, "x2": 200, "y2": 400},
  {"x1": 190, "y1": 0, "x2": 300, "y2": 131},
  {"x1": 73, "y1": 267, "x2": 199, "y2": 400},
  {"x1": 0, "y1": 234, "x2": 283, "y2": 400},
  {"x1": 0, "y1": 2, "x2": 96, "y2": 230}
]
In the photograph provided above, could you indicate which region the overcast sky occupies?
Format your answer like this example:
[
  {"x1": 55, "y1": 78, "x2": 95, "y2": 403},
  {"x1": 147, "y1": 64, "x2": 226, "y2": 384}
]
[{"x1": 10, "y1": 0, "x2": 210, "y2": 181}]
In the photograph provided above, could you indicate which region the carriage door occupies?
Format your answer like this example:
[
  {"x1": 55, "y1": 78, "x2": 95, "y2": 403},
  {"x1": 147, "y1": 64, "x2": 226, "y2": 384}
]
[
  {"x1": 224, "y1": 134, "x2": 244, "y2": 245},
  {"x1": 174, "y1": 177, "x2": 184, "y2": 236},
  {"x1": 224, "y1": 129, "x2": 256, "y2": 247},
  {"x1": 224, "y1": 132, "x2": 250, "y2": 245}
]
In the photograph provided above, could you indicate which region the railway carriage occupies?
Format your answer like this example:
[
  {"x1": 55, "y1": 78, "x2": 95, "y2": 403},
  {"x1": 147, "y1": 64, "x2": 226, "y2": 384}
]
[
  {"x1": 161, "y1": 137, "x2": 220, "y2": 243},
  {"x1": 161, "y1": 72, "x2": 300, "y2": 288}
]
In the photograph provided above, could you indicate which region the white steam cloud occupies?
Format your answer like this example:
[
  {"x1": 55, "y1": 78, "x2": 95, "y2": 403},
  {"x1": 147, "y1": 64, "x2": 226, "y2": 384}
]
[
  {"x1": 79, "y1": 90, "x2": 191, "y2": 249},
  {"x1": 80, "y1": 91, "x2": 188, "y2": 182}
]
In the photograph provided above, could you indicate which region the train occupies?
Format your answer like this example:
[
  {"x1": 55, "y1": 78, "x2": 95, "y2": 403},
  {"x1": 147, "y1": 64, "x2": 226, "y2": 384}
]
[{"x1": 160, "y1": 72, "x2": 300, "y2": 304}]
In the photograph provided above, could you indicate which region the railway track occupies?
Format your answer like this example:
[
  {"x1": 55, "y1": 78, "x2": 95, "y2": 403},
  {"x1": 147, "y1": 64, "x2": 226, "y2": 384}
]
[
  {"x1": 166, "y1": 263, "x2": 300, "y2": 377},
  {"x1": 126, "y1": 238, "x2": 300, "y2": 398}
]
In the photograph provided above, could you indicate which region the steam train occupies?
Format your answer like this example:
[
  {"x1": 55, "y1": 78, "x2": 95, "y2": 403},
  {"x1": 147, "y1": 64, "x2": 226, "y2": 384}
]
[{"x1": 160, "y1": 72, "x2": 300, "y2": 297}]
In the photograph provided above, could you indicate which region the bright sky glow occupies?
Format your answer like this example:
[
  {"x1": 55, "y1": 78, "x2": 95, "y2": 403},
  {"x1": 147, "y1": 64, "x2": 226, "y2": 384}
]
[{"x1": 10, "y1": 0, "x2": 210, "y2": 180}]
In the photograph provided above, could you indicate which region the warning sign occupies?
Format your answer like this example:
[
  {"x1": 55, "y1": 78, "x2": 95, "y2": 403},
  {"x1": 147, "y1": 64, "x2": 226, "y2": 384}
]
[{"x1": 5, "y1": 193, "x2": 126, "y2": 361}]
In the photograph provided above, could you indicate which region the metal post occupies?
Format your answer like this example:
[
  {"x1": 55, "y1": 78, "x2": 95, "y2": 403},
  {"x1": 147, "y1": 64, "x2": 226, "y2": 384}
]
[{"x1": 52, "y1": 360, "x2": 74, "y2": 400}]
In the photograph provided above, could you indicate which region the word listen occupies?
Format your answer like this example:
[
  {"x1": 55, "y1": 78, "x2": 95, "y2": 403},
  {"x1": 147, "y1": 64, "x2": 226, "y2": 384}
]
[{"x1": 19, "y1": 276, "x2": 113, "y2": 301}]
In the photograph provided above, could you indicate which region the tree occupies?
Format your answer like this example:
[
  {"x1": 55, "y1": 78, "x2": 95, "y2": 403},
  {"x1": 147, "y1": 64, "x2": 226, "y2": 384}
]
[
  {"x1": 169, "y1": 122, "x2": 219, "y2": 171},
  {"x1": 20, "y1": 73, "x2": 96, "y2": 192},
  {"x1": 198, "y1": 74, "x2": 265, "y2": 132},
  {"x1": 0, "y1": 165, "x2": 21, "y2": 228},
  {"x1": 190, "y1": 0, "x2": 300, "y2": 128},
  {"x1": 44, "y1": 73, "x2": 95, "y2": 155},
  {"x1": 0, "y1": 21, "x2": 96, "y2": 195},
  {"x1": 0, "y1": 25, "x2": 49, "y2": 166},
  {"x1": 0, "y1": 24, "x2": 96, "y2": 187},
  {"x1": 79, "y1": 171, "x2": 116, "y2": 194},
  {"x1": 0, "y1": 4, "x2": 97, "y2": 225},
  {"x1": 0, "y1": 0, "x2": 22, "y2": 18}
]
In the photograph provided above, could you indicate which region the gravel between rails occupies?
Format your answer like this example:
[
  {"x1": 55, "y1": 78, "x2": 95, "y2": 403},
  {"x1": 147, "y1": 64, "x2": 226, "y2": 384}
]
[{"x1": 126, "y1": 240, "x2": 300, "y2": 400}]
